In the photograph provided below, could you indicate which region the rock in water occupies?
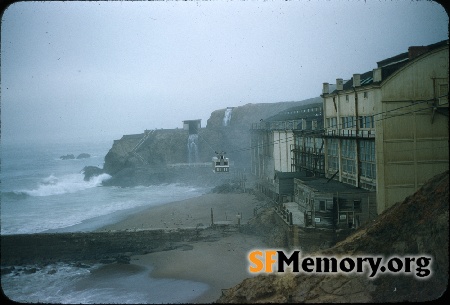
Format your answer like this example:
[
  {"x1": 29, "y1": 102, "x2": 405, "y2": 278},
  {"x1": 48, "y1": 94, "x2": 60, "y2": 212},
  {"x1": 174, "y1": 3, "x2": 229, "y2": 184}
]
[
  {"x1": 76, "y1": 153, "x2": 91, "y2": 159},
  {"x1": 60, "y1": 154, "x2": 75, "y2": 160},
  {"x1": 82, "y1": 166, "x2": 104, "y2": 181}
]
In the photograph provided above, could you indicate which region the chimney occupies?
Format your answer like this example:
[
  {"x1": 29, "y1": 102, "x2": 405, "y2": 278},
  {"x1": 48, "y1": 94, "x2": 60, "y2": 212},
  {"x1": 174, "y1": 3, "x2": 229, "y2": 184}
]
[
  {"x1": 408, "y1": 46, "x2": 428, "y2": 59},
  {"x1": 373, "y1": 68, "x2": 382, "y2": 82},
  {"x1": 353, "y1": 74, "x2": 361, "y2": 87},
  {"x1": 322, "y1": 82, "x2": 329, "y2": 94},
  {"x1": 336, "y1": 78, "x2": 343, "y2": 91}
]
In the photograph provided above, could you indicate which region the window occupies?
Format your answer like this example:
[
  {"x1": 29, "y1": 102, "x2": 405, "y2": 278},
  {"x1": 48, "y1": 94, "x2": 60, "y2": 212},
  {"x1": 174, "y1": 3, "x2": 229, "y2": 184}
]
[
  {"x1": 319, "y1": 201, "x2": 325, "y2": 211},
  {"x1": 341, "y1": 139, "x2": 356, "y2": 174},
  {"x1": 327, "y1": 139, "x2": 338, "y2": 171},
  {"x1": 359, "y1": 140, "x2": 376, "y2": 179},
  {"x1": 312, "y1": 120, "x2": 317, "y2": 130},
  {"x1": 363, "y1": 92, "x2": 368, "y2": 98},
  {"x1": 342, "y1": 116, "x2": 356, "y2": 129},
  {"x1": 438, "y1": 83, "x2": 448, "y2": 106},
  {"x1": 354, "y1": 200, "x2": 361, "y2": 211},
  {"x1": 327, "y1": 117, "x2": 337, "y2": 129},
  {"x1": 359, "y1": 116, "x2": 374, "y2": 129},
  {"x1": 331, "y1": 117, "x2": 337, "y2": 129},
  {"x1": 346, "y1": 95, "x2": 349, "y2": 101}
]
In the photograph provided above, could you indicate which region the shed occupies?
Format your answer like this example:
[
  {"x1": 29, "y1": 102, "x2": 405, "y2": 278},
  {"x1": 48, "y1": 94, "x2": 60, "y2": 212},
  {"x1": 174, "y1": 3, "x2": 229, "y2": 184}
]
[{"x1": 274, "y1": 171, "x2": 306, "y2": 202}]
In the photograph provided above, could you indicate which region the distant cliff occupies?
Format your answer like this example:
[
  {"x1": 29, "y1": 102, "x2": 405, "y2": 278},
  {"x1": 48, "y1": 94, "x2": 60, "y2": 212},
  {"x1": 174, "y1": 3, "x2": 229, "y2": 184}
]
[{"x1": 96, "y1": 97, "x2": 321, "y2": 186}]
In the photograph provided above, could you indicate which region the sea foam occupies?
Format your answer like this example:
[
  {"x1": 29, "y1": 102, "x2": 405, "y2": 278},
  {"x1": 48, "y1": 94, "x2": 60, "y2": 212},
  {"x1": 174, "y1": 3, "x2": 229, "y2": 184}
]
[{"x1": 21, "y1": 173, "x2": 111, "y2": 197}]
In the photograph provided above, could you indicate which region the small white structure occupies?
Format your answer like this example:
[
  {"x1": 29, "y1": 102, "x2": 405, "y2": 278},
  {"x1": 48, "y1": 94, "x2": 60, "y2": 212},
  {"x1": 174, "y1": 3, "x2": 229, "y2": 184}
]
[{"x1": 212, "y1": 152, "x2": 230, "y2": 173}]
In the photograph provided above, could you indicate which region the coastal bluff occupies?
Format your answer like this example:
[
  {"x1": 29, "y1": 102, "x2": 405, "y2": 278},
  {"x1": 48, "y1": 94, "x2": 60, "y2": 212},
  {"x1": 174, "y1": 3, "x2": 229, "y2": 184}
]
[{"x1": 87, "y1": 98, "x2": 320, "y2": 187}]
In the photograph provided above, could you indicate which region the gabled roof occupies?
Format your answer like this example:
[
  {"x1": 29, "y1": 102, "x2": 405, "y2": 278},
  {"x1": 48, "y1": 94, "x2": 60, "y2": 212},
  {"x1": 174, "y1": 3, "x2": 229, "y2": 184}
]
[{"x1": 328, "y1": 39, "x2": 449, "y2": 95}]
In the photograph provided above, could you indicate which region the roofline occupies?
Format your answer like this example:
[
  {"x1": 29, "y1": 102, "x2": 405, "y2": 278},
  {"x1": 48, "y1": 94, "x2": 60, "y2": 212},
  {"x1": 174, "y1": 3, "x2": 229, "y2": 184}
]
[{"x1": 379, "y1": 43, "x2": 449, "y2": 87}]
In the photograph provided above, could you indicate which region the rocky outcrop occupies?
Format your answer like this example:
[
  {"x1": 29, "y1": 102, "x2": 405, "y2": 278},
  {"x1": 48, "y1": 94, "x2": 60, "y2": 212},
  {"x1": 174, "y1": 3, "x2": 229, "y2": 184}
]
[
  {"x1": 76, "y1": 153, "x2": 90, "y2": 159},
  {"x1": 60, "y1": 153, "x2": 90, "y2": 160},
  {"x1": 60, "y1": 154, "x2": 75, "y2": 160},
  {"x1": 218, "y1": 170, "x2": 449, "y2": 303},
  {"x1": 98, "y1": 98, "x2": 319, "y2": 186},
  {"x1": 82, "y1": 166, "x2": 105, "y2": 181}
]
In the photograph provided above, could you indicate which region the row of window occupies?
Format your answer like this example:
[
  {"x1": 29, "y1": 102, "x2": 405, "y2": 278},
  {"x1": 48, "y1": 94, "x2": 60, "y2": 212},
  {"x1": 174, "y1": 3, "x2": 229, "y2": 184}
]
[
  {"x1": 326, "y1": 139, "x2": 376, "y2": 179},
  {"x1": 286, "y1": 107, "x2": 322, "y2": 115},
  {"x1": 317, "y1": 200, "x2": 361, "y2": 212},
  {"x1": 326, "y1": 116, "x2": 375, "y2": 129},
  {"x1": 269, "y1": 119, "x2": 320, "y2": 130},
  {"x1": 341, "y1": 139, "x2": 356, "y2": 159},
  {"x1": 297, "y1": 119, "x2": 319, "y2": 130}
]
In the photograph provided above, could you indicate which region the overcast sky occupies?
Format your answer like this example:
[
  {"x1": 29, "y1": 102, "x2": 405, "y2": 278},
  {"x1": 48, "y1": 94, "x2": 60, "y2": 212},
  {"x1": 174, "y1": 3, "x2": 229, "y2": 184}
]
[{"x1": 1, "y1": 0, "x2": 448, "y2": 144}]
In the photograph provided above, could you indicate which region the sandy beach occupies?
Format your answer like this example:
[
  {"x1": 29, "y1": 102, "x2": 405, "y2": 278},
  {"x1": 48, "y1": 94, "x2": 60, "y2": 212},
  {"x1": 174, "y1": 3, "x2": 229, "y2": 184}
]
[
  {"x1": 97, "y1": 192, "x2": 264, "y2": 231},
  {"x1": 133, "y1": 233, "x2": 264, "y2": 303},
  {"x1": 94, "y1": 192, "x2": 268, "y2": 303}
]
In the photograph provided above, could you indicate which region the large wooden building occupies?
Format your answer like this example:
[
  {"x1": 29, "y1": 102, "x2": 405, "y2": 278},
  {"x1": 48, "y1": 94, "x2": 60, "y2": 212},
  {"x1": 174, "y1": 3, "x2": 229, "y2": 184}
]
[{"x1": 321, "y1": 40, "x2": 448, "y2": 214}]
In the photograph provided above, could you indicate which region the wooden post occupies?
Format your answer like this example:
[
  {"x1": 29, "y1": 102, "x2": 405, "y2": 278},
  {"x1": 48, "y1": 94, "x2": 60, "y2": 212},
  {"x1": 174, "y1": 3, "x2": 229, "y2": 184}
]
[{"x1": 211, "y1": 208, "x2": 214, "y2": 227}]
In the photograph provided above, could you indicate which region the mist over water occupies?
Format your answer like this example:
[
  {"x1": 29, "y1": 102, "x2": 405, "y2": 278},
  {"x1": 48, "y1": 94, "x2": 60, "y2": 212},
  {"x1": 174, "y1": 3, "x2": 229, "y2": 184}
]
[
  {"x1": 1, "y1": 139, "x2": 211, "y2": 303},
  {"x1": 1, "y1": 140, "x2": 207, "y2": 235}
]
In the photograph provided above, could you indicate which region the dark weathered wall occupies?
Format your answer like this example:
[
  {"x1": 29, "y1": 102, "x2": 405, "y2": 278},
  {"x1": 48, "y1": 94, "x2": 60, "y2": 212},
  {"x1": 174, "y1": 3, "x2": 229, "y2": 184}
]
[{"x1": 0, "y1": 228, "x2": 232, "y2": 266}]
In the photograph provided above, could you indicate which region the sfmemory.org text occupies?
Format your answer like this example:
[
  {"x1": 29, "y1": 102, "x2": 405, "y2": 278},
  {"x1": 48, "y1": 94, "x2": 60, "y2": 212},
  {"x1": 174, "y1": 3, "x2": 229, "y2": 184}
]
[{"x1": 248, "y1": 250, "x2": 432, "y2": 279}]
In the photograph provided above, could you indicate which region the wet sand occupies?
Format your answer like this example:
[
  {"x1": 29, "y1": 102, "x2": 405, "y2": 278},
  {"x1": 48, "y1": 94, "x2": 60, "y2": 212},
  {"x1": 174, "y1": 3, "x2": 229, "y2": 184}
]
[
  {"x1": 95, "y1": 192, "x2": 267, "y2": 303},
  {"x1": 132, "y1": 233, "x2": 263, "y2": 303}
]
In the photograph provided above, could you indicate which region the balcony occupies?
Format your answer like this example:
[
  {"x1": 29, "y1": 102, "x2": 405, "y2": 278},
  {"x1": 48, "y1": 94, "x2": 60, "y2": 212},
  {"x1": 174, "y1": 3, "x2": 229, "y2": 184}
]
[{"x1": 324, "y1": 129, "x2": 376, "y2": 138}]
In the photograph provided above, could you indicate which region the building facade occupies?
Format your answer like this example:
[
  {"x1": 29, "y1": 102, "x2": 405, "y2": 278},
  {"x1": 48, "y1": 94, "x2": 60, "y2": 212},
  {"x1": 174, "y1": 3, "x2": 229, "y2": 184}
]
[
  {"x1": 293, "y1": 177, "x2": 376, "y2": 230},
  {"x1": 250, "y1": 102, "x2": 324, "y2": 201},
  {"x1": 321, "y1": 40, "x2": 449, "y2": 214}
]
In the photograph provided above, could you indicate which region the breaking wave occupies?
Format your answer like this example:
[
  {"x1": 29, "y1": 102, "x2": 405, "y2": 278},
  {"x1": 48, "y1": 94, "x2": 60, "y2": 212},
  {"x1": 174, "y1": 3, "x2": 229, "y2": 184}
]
[{"x1": 17, "y1": 173, "x2": 111, "y2": 197}]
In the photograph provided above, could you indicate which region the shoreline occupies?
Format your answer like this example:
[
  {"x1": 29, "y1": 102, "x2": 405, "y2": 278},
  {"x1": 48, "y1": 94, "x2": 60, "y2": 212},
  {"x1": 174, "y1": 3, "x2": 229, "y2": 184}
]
[
  {"x1": 95, "y1": 191, "x2": 267, "y2": 303},
  {"x1": 2, "y1": 191, "x2": 269, "y2": 303},
  {"x1": 95, "y1": 192, "x2": 263, "y2": 232},
  {"x1": 131, "y1": 232, "x2": 264, "y2": 303}
]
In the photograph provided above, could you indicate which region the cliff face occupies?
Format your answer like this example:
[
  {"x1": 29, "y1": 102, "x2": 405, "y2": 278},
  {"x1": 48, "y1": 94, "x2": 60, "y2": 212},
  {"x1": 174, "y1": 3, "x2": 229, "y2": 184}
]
[
  {"x1": 101, "y1": 98, "x2": 321, "y2": 184},
  {"x1": 217, "y1": 170, "x2": 449, "y2": 303}
]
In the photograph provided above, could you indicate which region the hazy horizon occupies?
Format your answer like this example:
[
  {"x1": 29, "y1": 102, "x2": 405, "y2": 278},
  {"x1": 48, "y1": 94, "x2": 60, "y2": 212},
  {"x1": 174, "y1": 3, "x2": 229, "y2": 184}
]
[{"x1": 1, "y1": 0, "x2": 448, "y2": 144}]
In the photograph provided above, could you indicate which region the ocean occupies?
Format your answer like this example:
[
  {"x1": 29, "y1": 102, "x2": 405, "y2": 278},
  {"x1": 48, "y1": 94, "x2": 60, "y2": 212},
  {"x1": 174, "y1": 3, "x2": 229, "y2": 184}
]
[{"x1": 1, "y1": 140, "x2": 210, "y2": 303}]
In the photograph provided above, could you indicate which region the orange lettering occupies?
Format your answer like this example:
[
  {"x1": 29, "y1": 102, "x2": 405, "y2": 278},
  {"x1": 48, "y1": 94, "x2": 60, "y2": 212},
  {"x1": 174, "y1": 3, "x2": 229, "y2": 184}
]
[
  {"x1": 265, "y1": 250, "x2": 277, "y2": 272},
  {"x1": 248, "y1": 250, "x2": 264, "y2": 273}
]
